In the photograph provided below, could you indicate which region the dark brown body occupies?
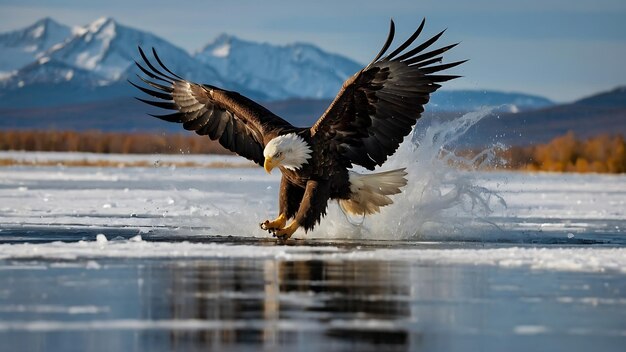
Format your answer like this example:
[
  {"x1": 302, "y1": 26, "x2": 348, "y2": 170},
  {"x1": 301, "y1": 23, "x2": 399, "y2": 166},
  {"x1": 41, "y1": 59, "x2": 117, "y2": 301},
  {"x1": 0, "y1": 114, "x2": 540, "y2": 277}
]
[{"x1": 278, "y1": 130, "x2": 352, "y2": 231}]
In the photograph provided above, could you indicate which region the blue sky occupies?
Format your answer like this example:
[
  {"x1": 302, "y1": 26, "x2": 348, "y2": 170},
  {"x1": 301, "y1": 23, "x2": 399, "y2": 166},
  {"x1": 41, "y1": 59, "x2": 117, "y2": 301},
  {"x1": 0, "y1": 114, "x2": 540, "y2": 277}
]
[{"x1": 1, "y1": 0, "x2": 625, "y2": 102}]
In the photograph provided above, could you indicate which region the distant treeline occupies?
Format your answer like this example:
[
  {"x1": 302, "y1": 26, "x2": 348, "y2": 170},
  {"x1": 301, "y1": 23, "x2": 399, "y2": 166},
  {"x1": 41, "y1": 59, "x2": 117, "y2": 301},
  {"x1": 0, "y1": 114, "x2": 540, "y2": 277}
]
[
  {"x1": 1, "y1": 130, "x2": 624, "y2": 173},
  {"x1": 0, "y1": 130, "x2": 230, "y2": 155},
  {"x1": 498, "y1": 132, "x2": 625, "y2": 173}
]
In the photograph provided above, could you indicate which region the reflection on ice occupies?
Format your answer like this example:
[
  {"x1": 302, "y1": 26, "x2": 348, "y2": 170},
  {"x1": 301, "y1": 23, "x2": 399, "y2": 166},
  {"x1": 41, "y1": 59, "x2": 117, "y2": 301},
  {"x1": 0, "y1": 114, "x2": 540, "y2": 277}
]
[{"x1": 0, "y1": 255, "x2": 624, "y2": 352}]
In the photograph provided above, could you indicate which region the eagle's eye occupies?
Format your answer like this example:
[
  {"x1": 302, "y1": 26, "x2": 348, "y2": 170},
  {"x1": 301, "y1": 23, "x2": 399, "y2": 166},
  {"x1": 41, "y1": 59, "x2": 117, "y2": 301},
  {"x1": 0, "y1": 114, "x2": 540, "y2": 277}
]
[{"x1": 275, "y1": 151, "x2": 283, "y2": 158}]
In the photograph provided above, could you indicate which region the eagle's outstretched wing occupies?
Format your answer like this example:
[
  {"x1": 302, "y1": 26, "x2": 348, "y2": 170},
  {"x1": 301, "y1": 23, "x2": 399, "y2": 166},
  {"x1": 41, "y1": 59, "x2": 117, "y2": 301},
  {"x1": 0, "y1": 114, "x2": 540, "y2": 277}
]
[
  {"x1": 130, "y1": 47, "x2": 295, "y2": 166},
  {"x1": 311, "y1": 19, "x2": 465, "y2": 170}
]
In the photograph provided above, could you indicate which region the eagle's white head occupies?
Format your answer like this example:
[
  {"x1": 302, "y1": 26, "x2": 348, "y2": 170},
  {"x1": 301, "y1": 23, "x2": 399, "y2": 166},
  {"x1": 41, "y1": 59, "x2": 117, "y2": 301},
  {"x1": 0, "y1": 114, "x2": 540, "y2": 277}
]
[{"x1": 263, "y1": 133, "x2": 312, "y2": 173}]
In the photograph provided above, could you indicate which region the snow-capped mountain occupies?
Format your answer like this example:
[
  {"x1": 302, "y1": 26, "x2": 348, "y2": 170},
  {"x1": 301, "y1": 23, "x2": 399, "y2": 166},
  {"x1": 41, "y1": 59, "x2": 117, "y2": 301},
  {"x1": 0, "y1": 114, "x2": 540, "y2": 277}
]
[
  {"x1": 0, "y1": 18, "x2": 360, "y2": 101},
  {"x1": 45, "y1": 17, "x2": 224, "y2": 85},
  {"x1": 0, "y1": 17, "x2": 262, "y2": 106},
  {"x1": 0, "y1": 17, "x2": 365, "y2": 103},
  {"x1": 0, "y1": 17, "x2": 76, "y2": 76},
  {"x1": 0, "y1": 17, "x2": 557, "y2": 113},
  {"x1": 195, "y1": 34, "x2": 362, "y2": 100},
  {"x1": 0, "y1": 58, "x2": 102, "y2": 89}
]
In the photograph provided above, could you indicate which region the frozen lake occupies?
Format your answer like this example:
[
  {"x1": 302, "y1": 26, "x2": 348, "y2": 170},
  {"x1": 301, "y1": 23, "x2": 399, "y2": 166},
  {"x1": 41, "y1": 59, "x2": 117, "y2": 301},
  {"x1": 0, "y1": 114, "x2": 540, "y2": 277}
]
[{"x1": 0, "y1": 152, "x2": 625, "y2": 351}]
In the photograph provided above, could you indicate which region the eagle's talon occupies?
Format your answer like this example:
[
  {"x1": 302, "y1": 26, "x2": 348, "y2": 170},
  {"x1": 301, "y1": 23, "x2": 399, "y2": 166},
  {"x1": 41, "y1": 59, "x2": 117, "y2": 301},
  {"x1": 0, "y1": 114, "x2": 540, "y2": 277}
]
[
  {"x1": 261, "y1": 214, "x2": 287, "y2": 232},
  {"x1": 272, "y1": 221, "x2": 299, "y2": 241},
  {"x1": 273, "y1": 231, "x2": 289, "y2": 242}
]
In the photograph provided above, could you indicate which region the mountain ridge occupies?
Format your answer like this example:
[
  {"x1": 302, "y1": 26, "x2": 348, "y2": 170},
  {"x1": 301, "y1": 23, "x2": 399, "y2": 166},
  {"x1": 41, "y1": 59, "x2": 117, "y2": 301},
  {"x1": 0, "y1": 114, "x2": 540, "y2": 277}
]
[
  {"x1": 1, "y1": 17, "x2": 554, "y2": 110},
  {"x1": 0, "y1": 17, "x2": 75, "y2": 75},
  {"x1": 195, "y1": 33, "x2": 362, "y2": 99},
  {"x1": 453, "y1": 86, "x2": 626, "y2": 146}
]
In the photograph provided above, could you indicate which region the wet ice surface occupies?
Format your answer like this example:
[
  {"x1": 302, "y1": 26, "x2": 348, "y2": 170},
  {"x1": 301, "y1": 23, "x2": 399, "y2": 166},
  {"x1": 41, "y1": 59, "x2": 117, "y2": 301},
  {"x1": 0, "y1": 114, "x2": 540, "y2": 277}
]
[
  {"x1": 0, "y1": 158, "x2": 626, "y2": 351},
  {"x1": 2, "y1": 255, "x2": 625, "y2": 352}
]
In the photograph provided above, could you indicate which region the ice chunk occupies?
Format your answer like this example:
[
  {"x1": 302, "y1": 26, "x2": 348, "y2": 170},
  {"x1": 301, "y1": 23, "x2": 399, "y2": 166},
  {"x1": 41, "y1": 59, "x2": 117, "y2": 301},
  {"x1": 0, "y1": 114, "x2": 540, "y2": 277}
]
[{"x1": 85, "y1": 260, "x2": 101, "y2": 269}]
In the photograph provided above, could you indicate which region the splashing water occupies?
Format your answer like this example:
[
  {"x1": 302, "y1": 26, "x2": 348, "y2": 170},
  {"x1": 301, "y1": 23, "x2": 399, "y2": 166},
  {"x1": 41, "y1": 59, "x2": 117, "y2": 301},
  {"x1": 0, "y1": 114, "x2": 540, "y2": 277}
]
[
  {"x1": 308, "y1": 108, "x2": 506, "y2": 240},
  {"x1": 172, "y1": 108, "x2": 506, "y2": 240}
]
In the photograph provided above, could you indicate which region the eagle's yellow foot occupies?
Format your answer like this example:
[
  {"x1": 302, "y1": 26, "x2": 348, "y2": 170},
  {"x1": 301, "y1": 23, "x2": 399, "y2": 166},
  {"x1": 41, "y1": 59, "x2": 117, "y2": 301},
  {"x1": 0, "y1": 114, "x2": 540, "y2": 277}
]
[
  {"x1": 273, "y1": 221, "x2": 299, "y2": 241},
  {"x1": 260, "y1": 213, "x2": 287, "y2": 231}
]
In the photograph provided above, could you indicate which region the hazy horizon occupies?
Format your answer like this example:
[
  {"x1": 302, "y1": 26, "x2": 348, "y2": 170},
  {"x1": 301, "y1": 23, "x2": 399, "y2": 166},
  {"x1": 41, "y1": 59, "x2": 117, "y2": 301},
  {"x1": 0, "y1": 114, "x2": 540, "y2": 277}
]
[{"x1": 1, "y1": 0, "x2": 625, "y2": 102}]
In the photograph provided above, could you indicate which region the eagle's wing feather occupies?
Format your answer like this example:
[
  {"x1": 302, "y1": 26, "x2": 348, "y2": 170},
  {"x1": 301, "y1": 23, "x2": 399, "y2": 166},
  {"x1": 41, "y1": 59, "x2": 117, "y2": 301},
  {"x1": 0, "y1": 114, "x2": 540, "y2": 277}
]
[
  {"x1": 132, "y1": 47, "x2": 295, "y2": 166},
  {"x1": 311, "y1": 19, "x2": 464, "y2": 170}
]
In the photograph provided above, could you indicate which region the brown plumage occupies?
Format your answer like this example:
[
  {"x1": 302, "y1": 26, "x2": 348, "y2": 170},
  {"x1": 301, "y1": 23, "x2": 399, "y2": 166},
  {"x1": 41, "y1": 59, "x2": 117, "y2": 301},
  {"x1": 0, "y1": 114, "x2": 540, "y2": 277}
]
[{"x1": 131, "y1": 19, "x2": 463, "y2": 239}]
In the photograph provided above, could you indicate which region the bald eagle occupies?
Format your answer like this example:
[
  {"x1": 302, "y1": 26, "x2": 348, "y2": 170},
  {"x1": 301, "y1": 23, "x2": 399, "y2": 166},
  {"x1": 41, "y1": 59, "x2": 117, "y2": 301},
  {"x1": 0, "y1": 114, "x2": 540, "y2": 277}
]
[{"x1": 131, "y1": 19, "x2": 463, "y2": 240}]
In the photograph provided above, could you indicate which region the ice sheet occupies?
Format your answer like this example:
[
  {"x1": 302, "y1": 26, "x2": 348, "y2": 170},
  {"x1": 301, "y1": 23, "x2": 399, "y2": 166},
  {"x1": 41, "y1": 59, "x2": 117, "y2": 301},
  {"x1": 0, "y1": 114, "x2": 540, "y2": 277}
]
[
  {"x1": 0, "y1": 238, "x2": 624, "y2": 273},
  {"x1": 0, "y1": 160, "x2": 624, "y2": 242}
]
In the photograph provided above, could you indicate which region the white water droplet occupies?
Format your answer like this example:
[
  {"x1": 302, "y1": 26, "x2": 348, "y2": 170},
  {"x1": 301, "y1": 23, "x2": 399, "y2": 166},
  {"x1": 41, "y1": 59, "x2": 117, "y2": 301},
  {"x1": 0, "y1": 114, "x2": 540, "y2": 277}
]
[{"x1": 96, "y1": 234, "x2": 108, "y2": 244}]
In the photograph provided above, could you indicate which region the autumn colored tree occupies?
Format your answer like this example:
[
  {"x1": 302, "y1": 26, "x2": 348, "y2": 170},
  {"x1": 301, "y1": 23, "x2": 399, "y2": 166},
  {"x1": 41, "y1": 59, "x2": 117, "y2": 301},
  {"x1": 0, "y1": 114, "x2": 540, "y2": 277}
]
[
  {"x1": 0, "y1": 130, "x2": 230, "y2": 155},
  {"x1": 1, "y1": 130, "x2": 624, "y2": 173},
  {"x1": 495, "y1": 132, "x2": 625, "y2": 173}
]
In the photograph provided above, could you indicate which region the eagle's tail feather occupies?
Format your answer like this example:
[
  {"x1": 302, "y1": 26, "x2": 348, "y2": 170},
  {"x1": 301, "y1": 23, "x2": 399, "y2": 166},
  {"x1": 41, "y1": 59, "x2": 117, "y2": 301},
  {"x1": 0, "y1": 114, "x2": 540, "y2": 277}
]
[{"x1": 339, "y1": 168, "x2": 408, "y2": 215}]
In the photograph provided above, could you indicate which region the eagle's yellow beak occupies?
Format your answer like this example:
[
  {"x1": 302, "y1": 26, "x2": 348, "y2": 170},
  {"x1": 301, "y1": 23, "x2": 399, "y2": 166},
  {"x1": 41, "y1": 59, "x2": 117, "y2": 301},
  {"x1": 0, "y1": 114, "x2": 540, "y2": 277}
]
[{"x1": 264, "y1": 157, "x2": 276, "y2": 174}]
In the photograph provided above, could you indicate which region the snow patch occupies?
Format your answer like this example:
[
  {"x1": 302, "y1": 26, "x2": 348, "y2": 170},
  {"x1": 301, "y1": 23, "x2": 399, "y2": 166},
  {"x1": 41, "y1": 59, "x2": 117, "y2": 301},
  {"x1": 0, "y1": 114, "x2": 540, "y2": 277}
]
[
  {"x1": 0, "y1": 71, "x2": 16, "y2": 80},
  {"x1": 88, "y1": 17, "x2": 112, "y2": 33},
  {"x1": 76, "y1": 51, "x2": 99, "y2": 70},
  {"x1": 31, "y1": 25, "x2": 45, "y2": 39},
  {"x1": 212, "y1": 43, "x2": 230, "y2": 57},
  {"x1": 48, "y1": 42, "x2": 65, "y2": 52},
  {"x1": 0, "y1": 305, "x2": 109, "y2": 315},
  {"x1": 95, "y1": 20, "x2": 116, "y2": 41},
  {"x1": 72, "y1": 26, "x2": 87, "y2": 36},
  {"x1": 513, "y1": 325, "x2": 549, "y2": 335}
]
